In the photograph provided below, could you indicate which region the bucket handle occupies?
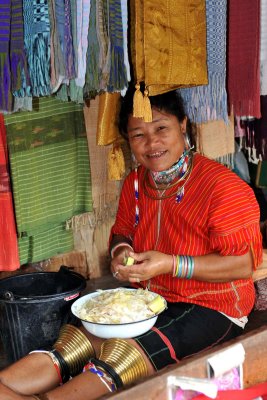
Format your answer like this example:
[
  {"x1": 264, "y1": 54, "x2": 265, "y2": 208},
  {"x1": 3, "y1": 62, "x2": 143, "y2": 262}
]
[
  {"x1": 0, "y1": 291, "x2": 30, "y2": 301},
  {"x1": 57, "y1": 265, "x2": 86, "y2": 283}
]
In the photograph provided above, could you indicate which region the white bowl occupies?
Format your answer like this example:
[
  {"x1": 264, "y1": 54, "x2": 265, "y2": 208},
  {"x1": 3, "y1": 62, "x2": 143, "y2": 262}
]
[{"x1": 71, "y1": 288, "x2": 166, "y2": 339}]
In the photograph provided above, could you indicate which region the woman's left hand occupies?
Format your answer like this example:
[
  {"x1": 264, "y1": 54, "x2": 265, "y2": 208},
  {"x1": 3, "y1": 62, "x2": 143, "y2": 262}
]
[{"x1": 117, "y1": 250, "x2": 172, "y2": 283}]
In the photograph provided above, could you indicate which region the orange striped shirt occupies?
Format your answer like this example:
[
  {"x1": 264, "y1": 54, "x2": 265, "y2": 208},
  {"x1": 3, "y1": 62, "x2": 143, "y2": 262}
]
[{"x1": 110, "y1": 153, "x2": 263, "y2": 317}]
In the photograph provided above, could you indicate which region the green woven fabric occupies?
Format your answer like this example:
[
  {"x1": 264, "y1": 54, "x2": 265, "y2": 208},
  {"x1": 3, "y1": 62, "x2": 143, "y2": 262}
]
[
  {"x1": 18, "y1": 223, "x2": 73, "y2": 265},
  {"x1": 5, "y1": 96, "x2": 92, "y2": 263}
]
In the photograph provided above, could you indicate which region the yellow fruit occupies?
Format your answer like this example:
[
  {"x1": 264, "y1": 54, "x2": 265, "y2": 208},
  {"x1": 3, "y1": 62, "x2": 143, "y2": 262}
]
[
  {"x1": 124, "y1": 256, "x2": 135, "y2": 266},
  {"x1": 148, "y1": 295, "x2": 166, "y2": 314}
]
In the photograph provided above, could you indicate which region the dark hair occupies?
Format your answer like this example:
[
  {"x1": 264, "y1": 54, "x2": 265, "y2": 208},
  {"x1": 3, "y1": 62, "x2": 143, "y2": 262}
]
[{"x1": 118, "y1": 85, "x2": 187, "y2": 139}]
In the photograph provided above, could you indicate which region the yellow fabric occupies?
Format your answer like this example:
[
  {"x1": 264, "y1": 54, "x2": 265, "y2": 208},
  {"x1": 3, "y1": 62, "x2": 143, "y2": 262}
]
[
  {"x1": 132, "y1": 0, "x2": 208, "y2": 96},
  {"x1": 108, "y1": 145, "x2": 125, "y2": 181},
  {"x1": 96, "y1": 92, "x2": 121, "y2": 146}
]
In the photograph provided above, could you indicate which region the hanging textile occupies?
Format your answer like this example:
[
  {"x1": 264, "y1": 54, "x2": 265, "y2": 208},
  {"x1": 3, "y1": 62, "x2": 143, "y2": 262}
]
[
  {"x1": 96, "y1": 0, "x2": 110, "y2": 91},
  {"x1": 107, "y1": 0, "x2": 128, "y2": 92},
  {"x1": 260, "y1": 0, "x2": 267, "y2": 95},
  {"x1": 196, "y1": 114, "x2": 235, "y2": 168},
  {"x1": 253, "y1": 96, "x2": 267, "y2": 160},
  {"x1": 120, "y1": 0, "x2": 131, "y2": 92},
  {"x1": 131, "y1": 0, "x2": 207, "y2": 119},
  {"x1": 48, "y1": 0, "x2": 65, "y2": 92},
  {"x1": 0, "y1": 0, "x2": 30, "y2": 112},
  {"x1": 75, "y1": 0, "x2": 91, "y2": 89},
  {"x1": 227, "y1": 0, "x2": 261, "y2": 118},
  {"x1": 84, "y1": 0, "x2": 101, "y2": 96},
  {"x1": 4, "y1": 97, "x2": 92, "y2": 264},
  {"x1": 96, "y1": 92, "x2": 121, "y2": 145},
  {"x1": 179, "y1": 0, "x2": 228, "y2": 124},
  {"x1": 23, "y1": 0, "x2": 51, "y2": 97},
  {"x1": 0, "y1": 114, "x2": 20, "y2": 271}
]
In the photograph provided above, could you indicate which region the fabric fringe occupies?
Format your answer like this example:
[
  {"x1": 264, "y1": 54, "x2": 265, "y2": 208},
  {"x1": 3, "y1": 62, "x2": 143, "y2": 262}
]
[
  {"x1": 66, "y1": 196, "x2": 119, "y2": 232},
  {"x1": 25, "y1": 33, "x2": 51, "y2": 97},
  {"x1": 180, "y1": 73, "x2": 228, "y2": 124},
  {"x1": 215, "y1": 153, "x2": 235, "y2": 169}
]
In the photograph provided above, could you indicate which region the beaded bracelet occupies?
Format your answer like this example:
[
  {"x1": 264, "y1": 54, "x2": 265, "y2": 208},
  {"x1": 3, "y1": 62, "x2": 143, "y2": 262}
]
[
  {"x1": 83, "y1": 361, "x2": 116, "y2": 392},
  {"x1": 89, "y1": 358, "x2": 123, "y2": 389}
]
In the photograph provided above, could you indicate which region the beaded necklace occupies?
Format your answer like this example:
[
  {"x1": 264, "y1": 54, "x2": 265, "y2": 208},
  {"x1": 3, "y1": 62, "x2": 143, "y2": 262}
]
[{"x1": 134, "y1": 149, "x2": 193, "y2": 226}]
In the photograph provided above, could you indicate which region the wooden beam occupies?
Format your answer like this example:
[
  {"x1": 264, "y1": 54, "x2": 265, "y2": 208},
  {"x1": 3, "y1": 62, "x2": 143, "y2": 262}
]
[{"x1": 103, "y1": 326, "x2": 267, "y2": 400}]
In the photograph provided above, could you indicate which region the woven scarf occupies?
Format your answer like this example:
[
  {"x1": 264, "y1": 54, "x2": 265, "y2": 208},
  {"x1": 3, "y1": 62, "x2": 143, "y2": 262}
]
[
  {"x1": 96, "y1": 0, "x2": 110, "y2": 91},
  {"x1": 260, "y1": 0, "x2": 267, "y2": 95},
  {"x1": 131, "y1": 0, "x2": 207, "y2": 96},
  {"x1": 227, "y1": 0, "x2": 261, "y2": 118},
  {"x1": 75, "y1": 0, "x2": 91, "y2": 88},
  {"x1": 179, "y1": 0, "x2": 228, "y2": 124},
  {"x1": 54, "y1": 0, "x2": 75, "y2": 80},
  {"x1": 64, "y1": 0, "x2": 76, "y2": 80},
  {"x1": 0, "y1": 0, "x2": 12, "y2": 111},
  {"x1": 23, "y1": 0, "x2": 51, "y2": 97},
  {"x1": 84, "y1": 0, "x2": 101, "y2": 96},
  {"x1": 121, "y1": 0, "x2": 131, "y2": 84},
  {"x1": 10, "y1": 0, "x2": 30, "y2": 98},
  {"x1": 48, "y1": 0, "x2": 64, "y2": 91},
  {"x1": 107, "y1": 0, "x2": 128, "y2": 92},
  {"x1": 0, "y1": 113, "x2": 20, "y2": 270}
]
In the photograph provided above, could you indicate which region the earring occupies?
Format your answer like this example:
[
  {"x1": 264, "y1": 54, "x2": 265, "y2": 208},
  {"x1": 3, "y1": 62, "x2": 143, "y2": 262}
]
[
  {"x1": 184, "y1": 133, "x2": 194, "y2": 151},
  {"x1": 131, "y1": 152, "x2": 139, "y2": 169}
]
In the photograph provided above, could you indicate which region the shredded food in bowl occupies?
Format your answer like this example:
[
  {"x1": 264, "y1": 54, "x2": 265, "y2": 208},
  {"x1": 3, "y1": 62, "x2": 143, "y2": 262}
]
[{"x1": 77, "y1": 288, "x2": 158, "y2": 324}]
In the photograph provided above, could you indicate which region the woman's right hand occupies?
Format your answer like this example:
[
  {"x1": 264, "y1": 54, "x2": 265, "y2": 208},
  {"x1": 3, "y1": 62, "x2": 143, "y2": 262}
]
[{"x1": 110, "y1": 246, "x2": 133, "y2": 281}]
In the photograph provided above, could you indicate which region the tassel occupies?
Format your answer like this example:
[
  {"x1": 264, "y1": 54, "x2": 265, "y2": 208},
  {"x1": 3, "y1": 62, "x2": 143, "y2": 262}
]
[
  {"x1": 143, "y1": 88, "x2": 152, "y2": 122},
  {"x1": 108, "y1": 145, "x2": 125, "y2": 181},
  {"x1": 133, "y1": 82, "x2": 144, "y2": 118}
]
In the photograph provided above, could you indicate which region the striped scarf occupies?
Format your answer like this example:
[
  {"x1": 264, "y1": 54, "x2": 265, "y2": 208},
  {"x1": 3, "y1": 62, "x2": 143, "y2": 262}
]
[
  {"x1": 10, "y1": 0, "x2": 30, "y2": 98},
  {"x1": 107, "y1": 0, "x2": 128, "y2": 92},
  {"x1": 23, "y1": 0, "x2": 51, "y2": 97},
  {"x1": 0, "y1": 0, "x2": 12, "y2": 111},
  {"x1": 179, "y1": 0, "x2": 228, "y2": 124},
  {"x1": 85, "y1": 0, "x2": 100, "y2": 96}
]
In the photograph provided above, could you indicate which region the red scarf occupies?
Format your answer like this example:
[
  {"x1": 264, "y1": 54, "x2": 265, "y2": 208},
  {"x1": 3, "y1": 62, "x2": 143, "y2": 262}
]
[
  {"x1": 0, "y1": 114, "x2": 19, "y2": 270},
  {"x1": 227, "y1": 0, "x2": 261, "y2": 118}
]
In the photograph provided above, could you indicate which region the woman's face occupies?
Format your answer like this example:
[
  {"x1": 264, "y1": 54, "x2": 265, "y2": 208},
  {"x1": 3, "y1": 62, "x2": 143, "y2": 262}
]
[{"x1": 127, "y1": 108, "x2": 187, "y2": 172}]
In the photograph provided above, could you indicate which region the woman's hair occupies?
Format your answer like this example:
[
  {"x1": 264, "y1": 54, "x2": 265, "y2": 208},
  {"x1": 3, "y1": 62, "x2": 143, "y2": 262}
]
[{"x1": 118, "y1": 85, "x2": 187, "y2": 138}]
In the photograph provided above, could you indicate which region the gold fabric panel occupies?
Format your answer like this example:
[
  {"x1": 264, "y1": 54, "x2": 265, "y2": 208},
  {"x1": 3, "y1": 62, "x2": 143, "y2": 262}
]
[
  {"x1": 132, "y1": 0, "x2": 208, "y2": 95},
  {"x1": 96, "y1": 92, "x2": 121, "y2": 146}
]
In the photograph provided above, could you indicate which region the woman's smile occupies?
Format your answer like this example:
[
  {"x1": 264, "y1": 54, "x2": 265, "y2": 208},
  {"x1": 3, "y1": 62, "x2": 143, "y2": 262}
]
[{"x1": 127, "y1": 108, "x2": 187, "y2": 172}]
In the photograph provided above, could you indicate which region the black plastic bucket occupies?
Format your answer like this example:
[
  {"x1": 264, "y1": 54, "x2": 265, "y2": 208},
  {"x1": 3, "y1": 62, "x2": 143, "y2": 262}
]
[{"x1": 0, "y1": 266, "x2": 86, "y2": 367}]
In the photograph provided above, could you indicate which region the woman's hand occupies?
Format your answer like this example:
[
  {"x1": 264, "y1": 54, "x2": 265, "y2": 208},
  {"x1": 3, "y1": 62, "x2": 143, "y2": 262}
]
[
  {"x1": 115, "y1": 251, "x2": 173, "y2": 283},
  {"x1": 110, "y1": 246, "x2": 133, "y2": 281}
]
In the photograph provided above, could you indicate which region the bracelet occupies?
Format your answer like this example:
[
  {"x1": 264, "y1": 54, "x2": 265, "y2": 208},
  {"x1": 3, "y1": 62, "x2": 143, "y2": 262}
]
[
  {"x1": 83, "y1": 361, "x2": 116, "y2": 392},
  {"x1": 110, "y1": 242, "x2": 133, "y2": 258},
  {"x1": 172, "y1": 255, "x2": 195, "y2": 279},
  {"x1": 172, "y1": 254, "x2": 176, "y2": 277},
  {"x1": 29, "y1": 350, "x2": 63, "y2": 385},
  {"x1": 50, "y1": 349, "x2": 70, "y2": 383},
  {"x1": 89, "y1": 358, "x2": 123, "y2": 389}
]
